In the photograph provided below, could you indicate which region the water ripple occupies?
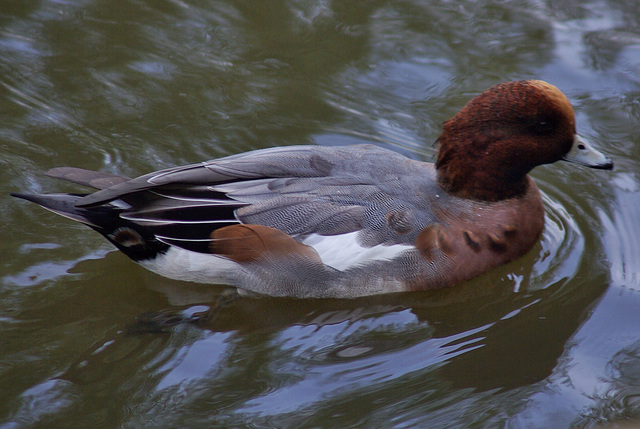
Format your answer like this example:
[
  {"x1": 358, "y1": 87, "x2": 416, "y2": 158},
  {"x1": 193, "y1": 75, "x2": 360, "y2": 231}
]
[{"x1": 599, "y1": 175, "x2": 640, "y2": 290}]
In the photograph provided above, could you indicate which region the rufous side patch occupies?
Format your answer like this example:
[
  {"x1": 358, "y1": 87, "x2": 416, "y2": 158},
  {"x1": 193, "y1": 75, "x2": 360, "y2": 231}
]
[{"x1": 210, "y1": 224, "x2": 322, "y2": 264}]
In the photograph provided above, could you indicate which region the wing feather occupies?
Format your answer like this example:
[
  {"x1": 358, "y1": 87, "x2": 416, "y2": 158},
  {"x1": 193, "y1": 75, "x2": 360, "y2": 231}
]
[{"x1": 49, "y1": 145, "x2": 442, "y2": 253}]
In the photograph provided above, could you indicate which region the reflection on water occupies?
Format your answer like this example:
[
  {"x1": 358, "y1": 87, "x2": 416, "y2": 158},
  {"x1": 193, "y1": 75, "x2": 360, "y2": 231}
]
[
  {"x1": 2, "y1": 0, "x2": 640, "y2": 427},
  {"x1": 575, "y1": 341, "x2": 640, "y2": 426},
  {"x1": 600, "y1": 179, "x2": 640, "y2": 290}
]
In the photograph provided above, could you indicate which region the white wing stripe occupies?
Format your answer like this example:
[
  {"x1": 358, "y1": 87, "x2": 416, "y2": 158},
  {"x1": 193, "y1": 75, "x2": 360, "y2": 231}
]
[{"x1": 119, "y1": 215, "x2": 235, "y2": 224}]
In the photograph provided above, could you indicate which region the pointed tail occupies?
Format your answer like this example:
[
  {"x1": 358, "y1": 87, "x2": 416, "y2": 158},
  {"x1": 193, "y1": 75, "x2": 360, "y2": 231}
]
[
  {"x1": 12, "y1": 192, "x2": 168, "y2": 261},
  {"x1": 11, "y1": 193, "x2": 98, "y2": 226}
]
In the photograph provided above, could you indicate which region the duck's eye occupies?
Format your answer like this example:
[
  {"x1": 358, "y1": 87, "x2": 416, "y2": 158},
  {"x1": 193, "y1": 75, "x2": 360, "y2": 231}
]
[{"x1": 530, "y1": 115, "x2": 556, "y2": 135}]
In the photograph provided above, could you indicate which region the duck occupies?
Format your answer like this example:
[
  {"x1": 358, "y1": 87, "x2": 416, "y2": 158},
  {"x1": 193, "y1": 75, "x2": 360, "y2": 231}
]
[{"x1": 12, "y1": 80, "x2": 613, "y2": 298}]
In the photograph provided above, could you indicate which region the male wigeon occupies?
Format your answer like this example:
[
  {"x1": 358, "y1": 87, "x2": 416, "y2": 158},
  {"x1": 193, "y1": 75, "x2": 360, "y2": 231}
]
[{"x1": 13, "y1": 80, "x2": 613, "y2": 298}]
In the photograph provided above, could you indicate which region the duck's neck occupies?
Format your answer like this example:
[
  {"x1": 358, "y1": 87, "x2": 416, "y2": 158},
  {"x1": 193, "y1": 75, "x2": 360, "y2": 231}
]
[
  {"x1": 436, "y1": 166, "x2": 530, "y2": 201},
  {"x1": 435, "y1": 139, "x2": 531, "y2": 201}
]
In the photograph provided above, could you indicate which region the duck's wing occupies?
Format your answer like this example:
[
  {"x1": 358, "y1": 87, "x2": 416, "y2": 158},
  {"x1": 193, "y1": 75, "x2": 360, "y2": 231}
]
[
  {"x1": 45, "y1": 167, "x2": 130, "y2": 190},
  {"x1": 57, "y1": 145, "x2": 439, "y2": 253},
  {"x1": 75, "y1": 145, "x2": 354, "y2": 207}
]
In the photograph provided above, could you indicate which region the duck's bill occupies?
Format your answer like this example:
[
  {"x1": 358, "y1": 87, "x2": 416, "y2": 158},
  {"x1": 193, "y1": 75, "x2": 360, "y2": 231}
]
[{"x1": 563, "y1": 135, "x2": 614, "y2": 170}]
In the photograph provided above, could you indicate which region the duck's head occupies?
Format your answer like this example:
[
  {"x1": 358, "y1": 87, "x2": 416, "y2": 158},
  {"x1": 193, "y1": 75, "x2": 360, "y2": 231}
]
[{"x1": 435, "y1": 80, "x2": 613, "y2": 201}]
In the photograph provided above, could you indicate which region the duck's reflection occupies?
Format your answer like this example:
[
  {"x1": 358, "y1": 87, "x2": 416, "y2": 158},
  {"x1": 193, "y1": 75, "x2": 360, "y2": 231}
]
[{"x1": 62, "y1": 246, "x2": 605, "y2": 395}]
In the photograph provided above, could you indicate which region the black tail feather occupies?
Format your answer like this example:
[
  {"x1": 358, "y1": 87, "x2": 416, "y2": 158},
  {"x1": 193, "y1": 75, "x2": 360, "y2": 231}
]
[
  {"x1": 12, "y1": 192, "x2": 169, "y2": 261},
  {"x1": 11, "y1": 192, "x2": 96, "y2": 225}
]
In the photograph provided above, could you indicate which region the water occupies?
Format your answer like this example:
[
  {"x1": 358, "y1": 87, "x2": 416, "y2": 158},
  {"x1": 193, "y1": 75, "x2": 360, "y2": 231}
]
[{"x1": 1, "y1": 1, "x2": 639, "y2": 427}]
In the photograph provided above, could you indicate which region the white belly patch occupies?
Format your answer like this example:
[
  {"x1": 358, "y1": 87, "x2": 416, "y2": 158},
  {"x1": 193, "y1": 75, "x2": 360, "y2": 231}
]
[{"x1": 302, "y1": 231, "x2": 412, "y2": 271}]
